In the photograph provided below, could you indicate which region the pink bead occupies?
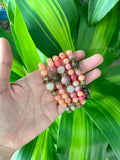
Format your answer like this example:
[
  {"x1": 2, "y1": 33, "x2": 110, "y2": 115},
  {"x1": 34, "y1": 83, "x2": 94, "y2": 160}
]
[
  {"x1": 65, "y1": 97, "x2": 71, "y2": 103},
  {"x1": 56, "y1": 84, "x2": 63, "y2": 90},
  {"x1": 65, "y1": 50, "x2": 72, "y2": 56},
  {"x1": 71, "y1": 75, "x2": 77, "y2": 81},
  {"x1": 38, "y1": 63, "x2": 45, "y2": 70},
  {"x1": 78, "y1": 75, "x2": 85, "y2": 81},
  {"x1": 73, "y1": 81, "x2": 79, "y2": 87},
  {"x1": 81, "y1": 100, "x2": 86, "y2": 105},
  {"x1": 50, "y1": 66, "x2": 57, "y2": 72},
  {"x1": 61, "y1": 76, "x2": 70, "y2": 85},
  {"x1": 65, "y1": 64, "x2": 71, "y2": 70},
  {"x1": 55, "y1": 94, "x2": 61, "y2": 101},
  {"x1": 77, "y1": 91, "x2": 84, "y2": 97},
  {"x1": 69, "y1": 54, "x2": 75, "y2": 60},
  {"x1": 48, "y1": 61, "x2": 54, "y2": 68},
  {"x1": 53, "y1": 56, "x2": 59, "y2": 62},
  {"x1": 79, "y1": 96, "x2": 84, "y2": 101},
  {"x1": 41, "y1": 70, "x2": 47, "y2": 77},
  {"x1": 62, "y1": 93, "x2": 68, "y2": 99},
  {"x1": 68, "y1": 69, "x2": 74, "y2": 75},
  {"x1": 70, "y1": 92, "x2": 77, "y2": 98},
  {"x1": 47, "y1": 58, "x2": 52, "y2": 63},
  {"x1": 63, "y1": 58, "x2": 70, "y2": 64},
  {"x1": 75, "y1": 86, "x2": 81, "y2": 92},
  {"x1": 55, "y1": 60, "x2": 62, "y2": 67},
  {"x1": 59, "y1": 99, "x2": 65, "y2": 105},
  {"x1": 76, "y1": 105, "x2": 81, "y2": 108},
  {"x1": 61, "y1": 103, "x2": 67, "y2": 108},
  {"x1": 59, "y1": 52, "x2": 67, "y2": 60},
  {"x1": 73, "y1": 97, "x2": 79, "y2": 103},
  {"x1": 59, "y1": 89, "x2": 65, "y2": 94},
  {"x1": 75, "y1": 69, "x2": 82, "y2": 76}
]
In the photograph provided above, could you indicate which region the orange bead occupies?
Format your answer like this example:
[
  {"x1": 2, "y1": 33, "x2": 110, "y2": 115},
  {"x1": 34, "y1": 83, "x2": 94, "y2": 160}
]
[
  {"x1": 73, "y1": 80, "x2": 79, "y2": 87},
  {"x1": 59, "y1": 99, "x2": 65, "y2": 105},
  {"x1": 41, "y1": 70, "x2": 47, "y2": 77},
  {"x1": 55, "y1": 94, "x2": 61, "y2": 101},
  {"x1": 62, "y1": 93, "x2": 68, "y2": 99},
  {"x1": 65, "y1": 97, "x2": 71, "y2": 103},
  {"x1": 63, "y1": 58, "x2": 69, "y2": 64},
  {"x1": 53, "y1": 56, "x2": 59, "y2": 62},
  {"x1": 47, "y1": 58, "x2": 52, "y2": 63},
  {"x1": 81, "y1": 100, "x2": 86, "y2": 105},
  {"x1": 61, "y1": 103, "x2": 67, "y2": 108},
  {"x1": 73, "y1": 97, "x2": 79, "y2": 103},
  {"x1": 68, "y1": 69, "x2": 74, "y2": 75},
  {"x1": 48, "y1": 61, "x2": 54, "y2": 68},
  {"x1": 65, "y1": 50, "x2": 72, "y2": 56},
  {"x1": 78, "y1": 75, "x2": 85, "y2": 81},
  {"x1": 38, "y1": 62, "x2": 45, "y2": 71},
  {"x1": 59, "y1": 89, "x2": 65, "y2": 94},
  {"x1": 77, "y1": 91, "x2": 84, "y2": 97}
]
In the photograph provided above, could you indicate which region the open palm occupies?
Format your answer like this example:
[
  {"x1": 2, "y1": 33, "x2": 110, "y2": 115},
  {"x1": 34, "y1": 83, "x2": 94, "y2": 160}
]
[{"x1": 0, "y1": 38, "x2": 103, "y2": 150}]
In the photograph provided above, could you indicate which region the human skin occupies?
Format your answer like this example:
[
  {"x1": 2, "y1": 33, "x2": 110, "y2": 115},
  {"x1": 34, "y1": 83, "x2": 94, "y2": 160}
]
[{"x1": 0, "y1": 38, "x2": 103, "y2": 159}]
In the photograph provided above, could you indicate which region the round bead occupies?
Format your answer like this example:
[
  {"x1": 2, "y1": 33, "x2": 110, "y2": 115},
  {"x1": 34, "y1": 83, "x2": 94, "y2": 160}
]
[
  {"x1": 55, "y1": 94, "x2": 61, "y2": 101},
  {"x1": 48, "y1": 61, "x2": 54, "y2": 68},
  {"x1": 47, "y1": 58, "x2": 52, "y2": 63},
  {"x1": 59, "y1": 89, "x2": 65, "y2": 94},
  {"x1": 84, "y1": 88, "x2": 89, "y2": 93},
  {"x1": 65, "y1": 97, "x2": 71, "y2": 103},
  {"x1": 38, "y1": 62, "x2": 45, "y2": 70},
  {"x1": 56, "y1": 84, "x2": 63, "y2": 90},
  {"x1": 63, "y1": 58, "x2": 70, "y2": 64},
  {"x1": 61, "y1": 76, "x2": 70, "y2": 85},
  {"x1": 75, "y1": 86, "x2": 81, "y2": 92},
  {"x1": 77, "y1": 91, "x2": 84, "y2": 97},
  {"x1": 85, "y1": 94, "x2": 90, "y2": 99},
  {"x1": 68, "y1": 103, "x2": 73, "y2": 107},
  {"x1": 57, "y1": 66, "x2": 65, "y2": 74},
  {"x1": 46, "y1": 82, "x2": 54, "y2": 91},
  {"x1": 65, "y1": 50, "x2": 72, "y2": 56},
  {"x1": 41, "y1": 70, "x2": 47, "y2": 77},
  {"x1": 61, "y1": 103, "x2": 67, "y2": 108},
  {"x1": 52, "y1": 91, "x2": 57, "y2": 96},
  {"x1": 65, "y1": 106, "x2": 70, "y2": 111},
  {"x1": 67, "y1": 85, "x2": 74, "y2": 93},
  {"x1": 50, "y1": 66, "x2": 57, "y2": 72},
  {"x1": 55, "y1": 60, "x2": 62, "y2": 67},
  {"x1": 75, "y1": 69, "x2": 82, "y2": 76},
  {"x1": 69, "y1": 54, "x2": 75, "y2": 60},
  {"x1": 82, "y1": 85, "x2": 87, "y2": 89},
  {"x1": 43, "y1": 76, "x2": 49, "y2": 81},
  {"x1": 71, "y1": 75, "x2": 77, "y2": 81},
  {"x1": 65, "y1": 64, "x2": 71, "y2": 70},
  {"x1": 59, "y1": 52, "x2": 67, "y2": 60},
  {"x1": 53, "y1": 74, "x2": 60, "y2": 82},
  {"x1": 78, "y1": 75, "x2": 85, "y2": 81},
  {"x1": 62, "y1": 93, "x2": 68, "y2": 99},
  {"x1": 73, "y1": 97, "x2": 79, "y2": 103},
  {"x1": 59, "y1": 99, "x2": 65, "y2": 105},
  {"x1": 70, "y1": 92, "x2": 77, "y2": 98},
  {"x1": 68, "y1": 69, "x2": 74, "y2": 76},
  {"x1": 53, "y1": 56, "x2": 59, "y2": 62},
  {"x1": 76, "y1": 105, "x2": 81, "y2": 108},
  {"x1": 71, "y1": 106, "x2": 75, "y2": 111},
  {"x1": 81, "y1": 100, "x2": 86, "y2": 105},
  {"x1": 79, "y1": 96, "x2": 84, "y2": 101},
  {"x1": 71, "y1": 60, "x2": 79, "y2": 68},
  {"x1": 73, "y1": 80, "x2": 79, "y2": 87}
]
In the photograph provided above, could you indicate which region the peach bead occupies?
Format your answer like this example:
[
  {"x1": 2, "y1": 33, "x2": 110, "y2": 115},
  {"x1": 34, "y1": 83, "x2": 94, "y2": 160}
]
[
  {"x1": 47, "y1": 58, "x2": 52, "y2": 63},
  {"x1": 77, "y1": 91, "x2": 84, "y2": 97},
  {"x1": 63, "y1": 58, "x2": 70, "y2": 64},
  {"x1": 78, "y1": 75, "x2": 85, "y2": 81},
  {"x1": 53, "y1": 56, "x2": 59, "y2": 62},
  {"x1": 73, "y1": 80, "x2": 79, "y2": 87},
  {"x1": 59, "y1": 89, "x2": 65, "y2": 94},
  {"x1": 65, "y1": 50, "x2": 72, "y2": 56},
  {"x1": 73, "y1": 97, "x2": 79, "y2": 103},
  {"x1": 59, "y1": 99, "x2": 65, "y2": 105},
  {"x1": 55, "y1": 94, "x2": 61, "y2": 101},
  {"x1": 48, "y1": 61, "x2": 54, "y2": 68},
  {"x1": 65, "y1": 97, "x2": 71, "y2": 103},
  {"x1": 41, "y1": 70, "x2": 47, "y2": 77},
  {"x1": 68, "y1": 69, "x2": 74, "y2": 75},
  {"x1": 62, "y1": 93, "x2": 68, "y2": 99},
  {"x1": 81, "y1": 100, "x2": 86, "y2": 105},
  {"x1": 38, "y1": 63, "x2": 45, "y2": 70},
  {"x1": 61, "y1": 103, "x2": 67, "y2": 108}
]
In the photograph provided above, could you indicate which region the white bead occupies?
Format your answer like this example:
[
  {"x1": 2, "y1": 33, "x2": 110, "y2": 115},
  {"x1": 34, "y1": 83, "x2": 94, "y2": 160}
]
[
  {"x1": 71, "y1": 106, "x2": 75, "y2": 111},
  {"x1": 46, "y1": 82, "x2": 54, "y2": 91},
  {"x1": 67, "y1": 85, "x2": 74, "y2": 93},
  {"x1": 57, "y1": 66, "x2": 65, "y2": 74},
  {"x1": 65, "y1": 107, "x2": 70, "y2": 111}
]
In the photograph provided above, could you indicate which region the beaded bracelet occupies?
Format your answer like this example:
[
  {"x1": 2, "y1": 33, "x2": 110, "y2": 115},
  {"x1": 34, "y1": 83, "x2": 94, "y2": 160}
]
[{"x1": 38, "y1": 50, "x2": 90, "y2": 113}]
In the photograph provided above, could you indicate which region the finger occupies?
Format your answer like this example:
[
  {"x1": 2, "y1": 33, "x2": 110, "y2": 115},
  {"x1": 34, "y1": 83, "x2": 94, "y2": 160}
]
[
  {"x1": 0, "y1": 38, "x2": 13, "y2": 90},
  {"x1": 79, "y1": 54, "x2": 103, "y2": 74},
  {"x1": 73, "y1": 50, "x2": 85, "y2": 61},
  {"x1": 85, "y1": 68, "x2": 101, "y2": 85}
]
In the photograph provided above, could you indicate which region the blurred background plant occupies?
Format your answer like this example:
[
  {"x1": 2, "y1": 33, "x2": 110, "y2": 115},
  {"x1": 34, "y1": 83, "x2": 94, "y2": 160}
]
[{"x1": 0, "y1": 0, "x2": 120, "y2": 159}]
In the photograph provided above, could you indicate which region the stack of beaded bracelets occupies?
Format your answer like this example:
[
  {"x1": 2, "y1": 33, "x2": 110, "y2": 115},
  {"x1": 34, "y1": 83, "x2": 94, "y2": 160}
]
[{"x1": 38, "y1": 50, "x2": 90, "y2": 113}]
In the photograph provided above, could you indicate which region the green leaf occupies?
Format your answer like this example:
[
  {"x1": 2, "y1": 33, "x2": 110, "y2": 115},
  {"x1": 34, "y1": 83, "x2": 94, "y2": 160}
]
[
  {"x1": 57, "y1": 110, "x2": 108, "y2": 160},
  {"x1": 88, "y1": 0, "x2": 119, "y2": 25},
  {"x1": 106, "y1": 145, "x2": 118, "y2": 160},
  {"x1": 16, "y1": 0, "x2": 75, "y2": 57}
]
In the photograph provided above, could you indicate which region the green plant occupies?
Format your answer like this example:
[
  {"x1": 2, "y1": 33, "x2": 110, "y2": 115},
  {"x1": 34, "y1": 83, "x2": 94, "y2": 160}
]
[{"x1": 1, "y1": 0, "x2": 120, "y2": 159}]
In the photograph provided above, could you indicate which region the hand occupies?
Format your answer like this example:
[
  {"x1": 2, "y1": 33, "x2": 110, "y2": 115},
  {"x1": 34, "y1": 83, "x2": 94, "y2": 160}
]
[{"x1": 0, "y1": 38, "x2": 103, "y2": 155}]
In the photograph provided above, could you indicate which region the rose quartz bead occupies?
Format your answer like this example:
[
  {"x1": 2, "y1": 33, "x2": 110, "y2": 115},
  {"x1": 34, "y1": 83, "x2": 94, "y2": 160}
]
[
  {"x1": 76, "y1": 105, "x2": 81, "y2": 108},
  {"x1": 48, "y1": 61, "x2": 54, "y2": 68},
  {"x1": 59, "y1": 52, "x2": 67, "y2": 60},
  {"x1": 53, "y1": 56, "x2": 59, "y2": 62},
  {"x1": 73, "y1": 80, "x2": 79, "y2": 87},
  {"x1": 59, "y1": 99, "x2": 65, "y2": 105},
  {"x1": 56, "y1": 84, "x2": 63, "y2": 90},
  {"x1": 75, "y1": 69, "x2": 82, "y2": 76},
  {"x1": 69, "y1": 54, "x2": 75, "y2": 60},
  {"x1": 47, "y1": 58, "x2": 52, "y2": 63},
  {"x1": 61, "y1": 76, "x2": 70, "y2": 85},
  {"x1": 41, "y1": 70, "x2": 47, "y2": 77},
  {"x1": 61, "y1": 103, "x2": 67, "y2": 108},
  {"x1": 81, "y1": 100, "x2": 86, "y2": 105},
  {"x1": 79, "y1": 96, "x2": 84, "y2": 101},
  {"x1": 78, "y1": 75, "x2": 85, "y2": 81},
  {"x1": 62, "y1": 93, "x2": 68, "y2": 99},
  {"x1": 65, "y1": 64, "x2": 71, "y2": 70},
  {"x1": 68, "y1": 69, "x2": 74, "y2": 76},
  {"x1": 73, "y1": 97, "x2": 79, "y2": 103},
  {"x1": 50, "y1": 66, "x2": 57, "y2": 72},
  {"x1": 75, "y1": 86, "x2": 81, "y2": 92},
  {"x1": 55, "y1": 60, "x2": 62, "y2": 67},
  {"x1": 71, "y1": 75, "x2": 77, "y2": 81},
  {"x1": 77, "y1": 91, "x2": 84, "y2": 97},
  {"x1": 65, "y1": 97, "x2": 71, "y2": 103},
  {"x1": 63, "y1": 58, "x2": 70, "y2": 64},
  {"x1": 65, "y1": 50, "x2": 72, "y2": 56},
  {"x1": 70, "y1": 92, "x2": 77, "y2": 98},
  {"x1": 38, "y1": 63, "x2": 45, "y2": 70},
  {"x1": 59, "y1": 89, "x2": 65, "y2": 94},
  {"x1": 55, "y1": 94, "x2": 61, "y2": 101}
]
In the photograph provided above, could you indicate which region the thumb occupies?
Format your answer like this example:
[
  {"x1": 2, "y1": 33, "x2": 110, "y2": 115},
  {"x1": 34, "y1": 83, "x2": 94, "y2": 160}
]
[{"x1": 0, "y1": 38, "x2": 13, "y2": 90}]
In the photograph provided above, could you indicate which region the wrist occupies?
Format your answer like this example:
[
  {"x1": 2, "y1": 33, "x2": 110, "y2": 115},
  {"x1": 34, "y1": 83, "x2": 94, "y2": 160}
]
[{"x1": 0, "y1": 145, "x2": 15, "y2": 160}]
